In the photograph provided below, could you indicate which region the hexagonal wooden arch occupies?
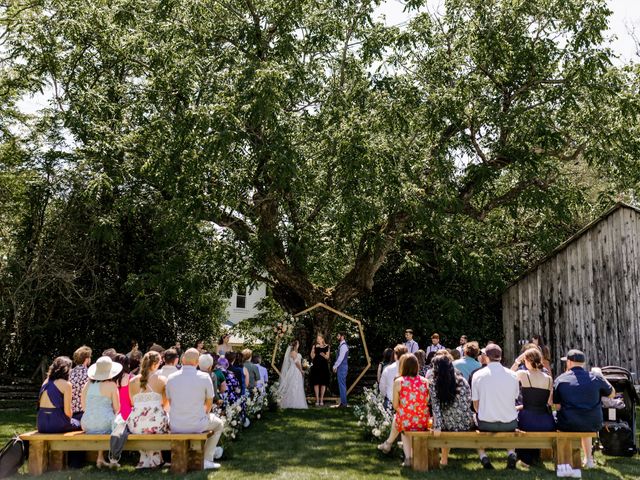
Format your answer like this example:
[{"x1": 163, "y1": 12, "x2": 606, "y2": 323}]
[{"x1": 271, "y1": 302, "x2": 371, "y2": 395}]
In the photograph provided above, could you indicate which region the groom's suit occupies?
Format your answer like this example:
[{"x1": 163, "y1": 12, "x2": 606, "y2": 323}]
[{"x1": 333, "y1": 340, "x2": 349, "y2": 406}]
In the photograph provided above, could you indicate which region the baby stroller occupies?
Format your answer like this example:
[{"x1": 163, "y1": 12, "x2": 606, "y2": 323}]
[{"x1": 597, "y1": 366, "x2": 638, "y2": 457}]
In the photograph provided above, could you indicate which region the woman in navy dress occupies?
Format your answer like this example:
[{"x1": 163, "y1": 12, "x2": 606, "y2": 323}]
[
  {"x1": 516, "y1": 347, "x2": 556, "y2": 466},
  {"x1": 37, "y1": 357, "x2": 81, "y2": 433}
]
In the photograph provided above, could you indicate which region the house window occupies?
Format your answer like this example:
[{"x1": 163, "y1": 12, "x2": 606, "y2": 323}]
[{"x1": 236, "y1": 286, "x2": 247, "y2": 309}]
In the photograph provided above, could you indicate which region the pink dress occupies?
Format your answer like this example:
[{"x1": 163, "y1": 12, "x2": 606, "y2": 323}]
[{"x1": 119, "y1": 383, "x2": 132, "y2": 420}]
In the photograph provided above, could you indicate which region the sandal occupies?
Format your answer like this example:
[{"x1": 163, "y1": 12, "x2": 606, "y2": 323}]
[
  {"x1": 377, "y1": 441, "x2": 392, "y2": 454},
  {"x1": 402, "y1": 457, "x2": 412, "y2": 467}
]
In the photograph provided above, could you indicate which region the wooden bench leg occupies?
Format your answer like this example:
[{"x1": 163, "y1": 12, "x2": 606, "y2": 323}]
[
  {"x1": 571, "y1": 440, "x2": 583, "y2": 469},
  {"x1": 555, "y1": 438, "x2": 572, "y2": 467},
  {"x1": 170, "y1": 441, "x2": 188, "y2": 474},
  {"x1": 428, "y1": 448, "x2": 440, "y2": 470},
  {"x1": 411, "y1": 436, "x2": 434, "y2": 472},
  {"x1": 48, "y1": 450, "x2": 65, "y2": 471},
  {"x1": 28, "y1": 440, "x2": 48, "y2": 476},
  {"x1": 188, "y1": 441, "x2": 204, "y2": 471}
]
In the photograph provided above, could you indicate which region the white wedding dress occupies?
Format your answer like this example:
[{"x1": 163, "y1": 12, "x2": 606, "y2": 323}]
[{"x1": 278, "y1": 347, "x2": 308, "y2": 409}]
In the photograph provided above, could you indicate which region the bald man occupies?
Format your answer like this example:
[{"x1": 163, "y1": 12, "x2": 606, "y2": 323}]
[{"x1": 166, "y1": 348, "x2": 224, "y2": 469}]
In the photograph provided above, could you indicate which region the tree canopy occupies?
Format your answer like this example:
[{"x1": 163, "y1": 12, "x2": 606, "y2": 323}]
[{"x1": 1, "y1": 0, "x2": 639, "y2": 368}]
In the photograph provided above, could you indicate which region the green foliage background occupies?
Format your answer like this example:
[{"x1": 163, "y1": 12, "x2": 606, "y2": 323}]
[{"x1": 2, "y1": 0, "x2": 640, "y2": 373}]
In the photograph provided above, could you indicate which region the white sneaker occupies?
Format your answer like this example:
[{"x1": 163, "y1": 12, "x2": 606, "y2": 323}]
[
  {"x1": 570, "y1": 468, "x2": 582, "y2": 478},
  {"x1": 582, "y1": 458, "x2": 596, "y2": 469},
  {"x1": 243, "y1": 417, "x2": 251, "y2": 428},
  {"x1": 557, "y1": 464, "x2": 570, "y2": 477},
  {"x1": 203, "y1": 460, "x2": 221, "y2": 470},
  {"x1": 214, "y1": 446, "x2": 224, "y2": 460}
]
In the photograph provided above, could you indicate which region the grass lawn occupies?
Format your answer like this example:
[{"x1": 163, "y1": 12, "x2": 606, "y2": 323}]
[{"x1": 0, "y1": 407, "x2": 637, "y2": 479}]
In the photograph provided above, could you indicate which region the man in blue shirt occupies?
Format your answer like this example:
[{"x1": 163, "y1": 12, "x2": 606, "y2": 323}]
[
  {"x1": 453, "y1": 341, "x2": 481, "y2": 381},
  {"x1": 553, "y1": 349, "x2": 615, "y2": 468}
]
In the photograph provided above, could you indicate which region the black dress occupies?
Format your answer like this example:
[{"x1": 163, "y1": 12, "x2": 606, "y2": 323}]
[{"x1": 310, "y1": 345, "x2": 330, "y2": 386}]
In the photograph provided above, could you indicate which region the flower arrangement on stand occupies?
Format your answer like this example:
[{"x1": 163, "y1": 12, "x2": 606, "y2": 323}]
[
  {"x1": 273, "y1": 315, "x2": 296, "y2": 338},
  {"x1": 354, "y1": 385, "x2": 394, "y2": 440},
  {"x1": 268, "y1": 381, "x2": 282, "y2": 411}
]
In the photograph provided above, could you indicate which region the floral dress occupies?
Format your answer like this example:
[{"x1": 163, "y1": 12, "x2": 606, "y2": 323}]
[
  {"x1": 395, "y1": 376, "x2": 430, "y2": 432},
  {"x1": 429, "y1": 374, "x2": 474, "y2": 431},
  {"x1": 222, "y1": 369, "x2": 240, "y2": 407},
  {"x1": 127, "y1": 390, "x2": 169, "y2": 468}
]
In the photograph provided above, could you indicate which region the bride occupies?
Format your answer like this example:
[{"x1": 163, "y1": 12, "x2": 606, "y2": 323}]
[{"x1": 278, "y1": 340, "x2": 308, "y2": 409}]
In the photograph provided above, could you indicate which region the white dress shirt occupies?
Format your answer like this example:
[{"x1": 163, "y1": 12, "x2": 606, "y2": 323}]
[{"x1": 378, "y1": 361, "x2": 398, "y2": 401}]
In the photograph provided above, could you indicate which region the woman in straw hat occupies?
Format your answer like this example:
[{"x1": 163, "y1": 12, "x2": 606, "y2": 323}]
[{"x1": 81, "y1": 355, "x2": 122, "y2": 468}]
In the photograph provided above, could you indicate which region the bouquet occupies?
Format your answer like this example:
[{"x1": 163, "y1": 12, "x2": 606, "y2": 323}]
[{"x1": 301, "y1": 359, "x2": 312, "y2": 374}]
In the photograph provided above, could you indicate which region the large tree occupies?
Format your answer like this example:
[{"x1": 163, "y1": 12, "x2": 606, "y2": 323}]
[{"x1": 2, "y1": 0, "x2": 639, "y2": 336}]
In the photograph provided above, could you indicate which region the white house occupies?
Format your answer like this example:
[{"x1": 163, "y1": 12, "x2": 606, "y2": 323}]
[{"x1": 224, "y1": 283, "x2": 267, "y2": 327}]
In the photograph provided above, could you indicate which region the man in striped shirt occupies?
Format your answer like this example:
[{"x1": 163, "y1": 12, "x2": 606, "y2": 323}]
[{"x1": 425, "y1": 333, "x2": 446, "y2": 355}]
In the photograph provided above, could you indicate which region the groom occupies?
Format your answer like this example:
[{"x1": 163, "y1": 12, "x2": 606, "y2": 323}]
[{"x1": 332, "y1": 332, "x2": 349, "y2": 408}]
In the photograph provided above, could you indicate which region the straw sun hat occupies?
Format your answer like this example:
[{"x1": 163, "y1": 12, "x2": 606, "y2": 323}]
[{"x1": 87, "y1": 356, "x2": 123, "y2": 381}]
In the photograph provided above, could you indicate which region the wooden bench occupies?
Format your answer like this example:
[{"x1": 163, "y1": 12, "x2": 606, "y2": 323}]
[
  {"x1": 19, "y1": 430, "x2": 215, "y2": 475},
  {"x1": 404, "y1": 431, "x2": 597, "y2": 472}
]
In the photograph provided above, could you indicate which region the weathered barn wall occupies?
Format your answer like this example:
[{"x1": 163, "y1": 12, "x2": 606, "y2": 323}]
[{"x1": 502, "y1": 204, "x2": 640, "y2": 376}]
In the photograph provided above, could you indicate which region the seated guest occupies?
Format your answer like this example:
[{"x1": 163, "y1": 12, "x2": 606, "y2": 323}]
[
  {"x1": 515, "y1": 347, "x2": 556, "y2": 467},
  {"x1": 554, "y1": 349, "x2": 614, "y2": 468},
  {"x1": 449, "y1": 348, "x2": 461, "y2": 361},
  {"x1": 227, "y1": 352, "x2": 248, "y2": 396},
  {"x1": 217, "y1": 357, "x2": 239, "y2": 406},
  {"x1": 113, "y1": 354, "x2": 132, "y2": 421},
  {"x1": 378, "y1": 344, "x2": 409, "y2": 406},
  {"x1": 471, "y1": 343, "x2": 519, "y2": 470},
  {"x1": 378, "y1": 354, "x2": 429, "y2": 466},
  {"x1": 415, "y1": 350, "x2": 428, "y2": 377},
  {"x1": 253, "y1": 354, "x2": 268, "y2": 391},
  {"x1": 430, "y1": 355, "x2": 473, "y2": 466},
  {"x1": 157, "y1": 348, "x2": 179, "y2": 377},
  {"x1": 81, "y1": 356, "x2": 121, "y2": 468},
  {"x1": 210, "y1": 354, "x2": 228, "y2": 400},
  {"x1": 37, "y1": 356, "x2": 81, "y2": 433},
  {"x1": 70, "y1": 345, "x2": 92, "y2": 421},
  {"x1": 128, "y1": 351, "x2": 169, "y2": 469},
  {"x1": 376, "y1": 348, "x2": 394, "y2": 384},
  {"x1": 101, "y1": 348, "x2": 117, "y2": 359},
  {"x1": 166, "y1": 348, "x2": 224, "y2": 470},
  {"x1": 242, "y1": 349, "x2": 261, "y2": 391},
  {"x1": 453, "y1": 341, "x2": 482, "y2": 381},
  {"x1": 129, "y1": 350, "x2": 143, "y2": 375}
]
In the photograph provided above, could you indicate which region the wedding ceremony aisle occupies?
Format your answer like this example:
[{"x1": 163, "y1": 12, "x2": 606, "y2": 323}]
[{"x1": 1, "y1": 407, "x2": 638, "y2": 479}]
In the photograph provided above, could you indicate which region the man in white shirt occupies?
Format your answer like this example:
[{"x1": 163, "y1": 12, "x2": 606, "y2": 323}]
[
  {"x1": 166, "y1": 348, "x2": 225, "y2": 470},
  {"x1": 425, "y1": 333, "x2": 446, "y2": 355},
  {"x1": 471, "y1": 343, "x2": 519, "y2": 470},
  {"x1": 378, "y1": 344, "x2": 408, "y2": 407},
  {"x1": 157, "y1": 348, "x2": 179, "y2": 377},
  {"x1": 404, "y1": 329, "x2": 419, "y2": 353}
]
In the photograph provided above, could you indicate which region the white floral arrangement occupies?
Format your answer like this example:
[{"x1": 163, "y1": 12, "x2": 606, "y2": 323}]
[
  {"x1": 218, "y1": 400, "x2": 244, "y2": 440},
  {"x1": 245, "y1": 388, "x2": 269, "y2": 419},
  {"x1": 354, "y1": 385, "x2": 394, "y2": 440},
  {"x1": 269, "y1": 381, "x2": 283, "y2": 407}
]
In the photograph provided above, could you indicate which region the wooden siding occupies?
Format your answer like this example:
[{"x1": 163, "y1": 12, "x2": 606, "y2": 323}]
[{"x1": 502, "y1": 205, "x2": 640, "y2": 376}]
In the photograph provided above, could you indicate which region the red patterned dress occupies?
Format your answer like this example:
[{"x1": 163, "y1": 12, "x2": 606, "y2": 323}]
[{"x1": 395, "y1": 376, "x2": 430, "y2": 432}]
